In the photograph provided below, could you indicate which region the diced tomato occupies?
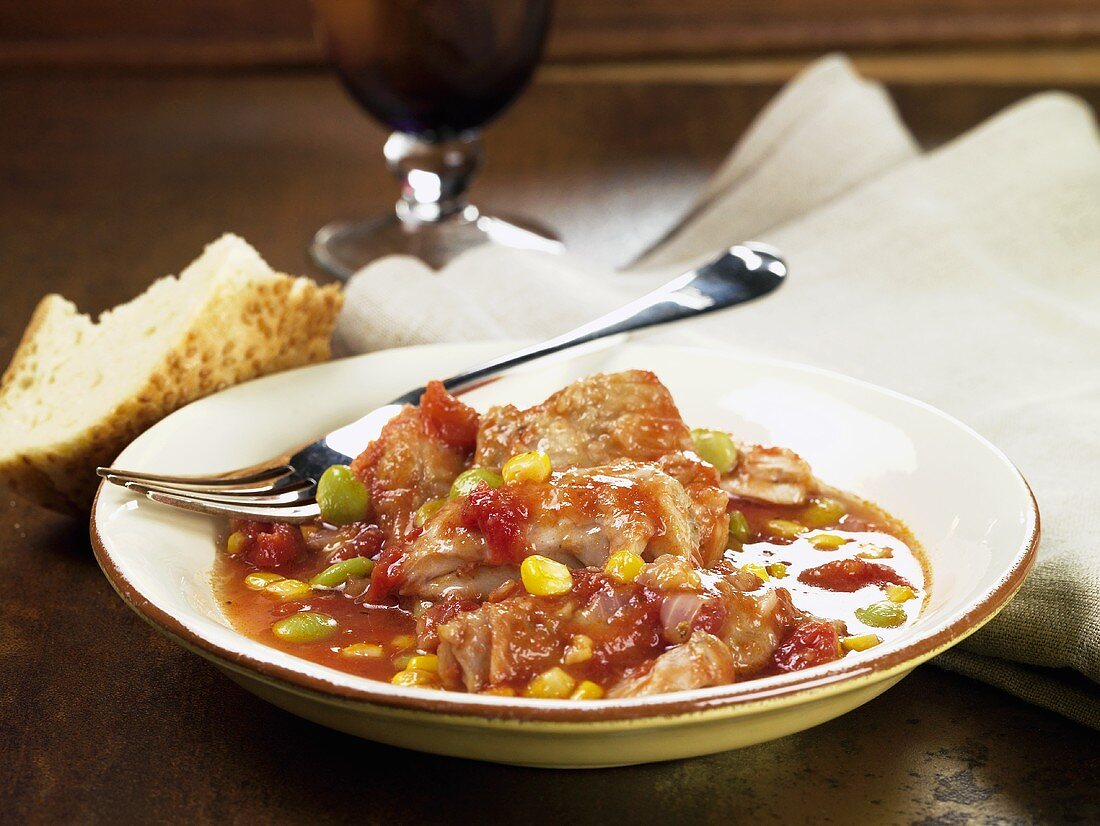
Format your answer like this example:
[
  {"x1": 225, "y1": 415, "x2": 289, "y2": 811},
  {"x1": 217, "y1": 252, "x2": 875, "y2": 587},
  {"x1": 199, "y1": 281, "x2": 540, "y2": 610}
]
[
  {"x1": 420, "y1": 380, "x2": 479, "y2": 452},
  {"x1": 458, "y1": 484, "x2": 530, "y2": 565},
  {"x1": 772, "y1": 619, "x2": 843, "y2": 672},
  {"x1": 234, "y1": 521, "x2": 305, "y2": 569},
  {"x1": 797, "y1": 557, "x2": 912, "y2": 592},
  {"x1": 365, "y1": 542, "x2": 408, "y2": 603}
]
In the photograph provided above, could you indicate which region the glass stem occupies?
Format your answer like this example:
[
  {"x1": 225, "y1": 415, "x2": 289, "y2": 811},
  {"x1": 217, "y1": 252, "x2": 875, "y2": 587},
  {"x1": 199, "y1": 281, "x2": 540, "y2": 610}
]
[{"x1": 384, "y1": 131, "x2": 482, "y2": 225}]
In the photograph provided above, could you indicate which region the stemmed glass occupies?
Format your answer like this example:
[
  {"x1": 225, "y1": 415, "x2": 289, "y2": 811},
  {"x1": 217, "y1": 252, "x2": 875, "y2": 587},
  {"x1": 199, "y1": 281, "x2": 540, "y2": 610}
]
[{"x1": 310, "y1": 0, "x2": 561, "y2": 279}]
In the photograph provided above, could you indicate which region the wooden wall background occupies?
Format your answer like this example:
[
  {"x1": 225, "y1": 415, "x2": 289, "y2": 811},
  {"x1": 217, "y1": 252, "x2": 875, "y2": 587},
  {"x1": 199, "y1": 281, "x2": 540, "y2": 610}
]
[{"x1": 4, "y1": 0, "x2": 1100, "y2": 82}]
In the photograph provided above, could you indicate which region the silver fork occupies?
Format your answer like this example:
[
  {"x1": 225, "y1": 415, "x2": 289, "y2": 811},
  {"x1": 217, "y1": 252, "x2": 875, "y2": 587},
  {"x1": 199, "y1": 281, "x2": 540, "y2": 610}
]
[{"x1": 98, "y1": 243, "x2": 786, "y2": 521}]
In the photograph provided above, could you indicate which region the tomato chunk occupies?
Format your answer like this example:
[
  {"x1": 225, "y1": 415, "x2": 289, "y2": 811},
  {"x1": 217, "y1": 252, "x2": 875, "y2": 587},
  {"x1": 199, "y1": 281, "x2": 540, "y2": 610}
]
[
  {"x1": 772, "y1": 619, "x2": 843, "y2": 672},
  {"x1": 459, "y1": 484, "x2": 531, "y2": 565},
  {"x1": 420, "y1": 381, "x2": 479, "y2": 452},
  {"x1": 234, "y1": 521, "x2": 305, "y2": 569},
  {"x1": 797, "y1": 558, "x2": 911, "y2": 592}
]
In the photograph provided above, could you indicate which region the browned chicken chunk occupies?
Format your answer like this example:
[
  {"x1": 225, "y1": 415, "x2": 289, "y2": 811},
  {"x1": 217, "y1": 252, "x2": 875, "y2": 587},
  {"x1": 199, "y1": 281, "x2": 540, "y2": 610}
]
[
  {"x1": 475, "y1": 370, "x2": 693, "y2": 470},
  {"x1": 723, "y1": 444, "x2": 813, "y2": 506},
  {"x1": 395, "y1": 461, "x2": 719, "y2": 600},
  {"x1": 607, "y1": 631, "x2": 735, "y2": 698}
]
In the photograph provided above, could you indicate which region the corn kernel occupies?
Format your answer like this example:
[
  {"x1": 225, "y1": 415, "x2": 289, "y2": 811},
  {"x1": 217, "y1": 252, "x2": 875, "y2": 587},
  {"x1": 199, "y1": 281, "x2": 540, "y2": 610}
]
[
  {"x1": 392, "y1": 653, "x2": 414, "y2": 670},
  {"x1": 604, "y1": 550, "x2": 645, "y2": 584},
  {"x1": 857, "y1": 544, "x2": 893, "y2": 560},
  {"x1": 570, "y1": 680, "x2": 605, "y2": 701},
  {"x1": 765, "y1": 562, "x2": 788, "y2": 579},
  {"x1": 524, "y1": 667, "x2": 576, "y2": 699},
  {"x1": 244, "y1": 571, "x2": 284, "y2": 590},
  {"x1": 227, "y1": 531, "x2": 248, "y2": 556},
  {"x1": 406, "y1": 655, "x2": 439, "y2": 673},
  {"x1": 502, "y1": 451, "x2": 552, "y2": 485},
  {"x1": 340, "y1": 643, "x2": 385, "y2": 658},
  {"x1": 479, "y1": 686, "x2": 517, "y2": 697},
  {"x1": 885, "y1": 584, "x2": 916, "y2": 603},
  {"x1": 563, "y1": 634, "x2": 594, "y2": 665},
  {"x1": 390, "y1": 634, "x2": 416, "y2": 651},
  {"x1": 520, "y1": 555, "x2": 574, "y2": 596},
  {"x1": 765, "y1": 519, "x2": 806, "y2": 540},
  {"x1": 842, "y1": 633, "x2": 883, "y2": 652},
  {"x1": 391, "y1": 669, "x2": 437, "y2": 688},
  {"x1": 809, "y1": 533, "x2": 849, "y2": 551},
  {"x1": 743, "y1": 563, "x2": 770, "y2": 583},
  {"x1": 263, "y1": 578, "x2": 311, "y2": 600}
]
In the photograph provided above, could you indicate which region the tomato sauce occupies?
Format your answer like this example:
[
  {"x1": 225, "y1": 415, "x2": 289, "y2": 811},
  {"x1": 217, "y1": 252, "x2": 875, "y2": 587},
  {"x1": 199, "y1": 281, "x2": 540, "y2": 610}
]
[{"x1": 215, "y1": 484, "x2": 928, "y2": 692}]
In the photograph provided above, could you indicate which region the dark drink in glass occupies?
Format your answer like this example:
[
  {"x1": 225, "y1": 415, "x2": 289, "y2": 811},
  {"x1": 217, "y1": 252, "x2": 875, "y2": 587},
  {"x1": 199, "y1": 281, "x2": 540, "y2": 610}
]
[{"x1": 310, "y1": 0, "x2": 561, "y2": 278}]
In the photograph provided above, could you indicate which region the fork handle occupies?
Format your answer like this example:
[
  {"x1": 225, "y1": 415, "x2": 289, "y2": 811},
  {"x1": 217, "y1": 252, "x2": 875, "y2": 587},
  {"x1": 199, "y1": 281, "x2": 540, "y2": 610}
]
[{"x1": 389, "y1": 243, "x2": 786, "y2": 405}]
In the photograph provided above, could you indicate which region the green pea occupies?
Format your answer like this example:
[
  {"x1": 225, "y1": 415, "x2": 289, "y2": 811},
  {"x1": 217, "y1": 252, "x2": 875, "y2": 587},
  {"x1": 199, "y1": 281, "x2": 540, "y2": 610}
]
[
  {"x1": 449, "y1": 467, "x2": 503, "y2": 500},
  {"x1": 801, "y1": 497, "x2": 847, "y2": 529},
  {"x1": 317, "y1": 464, "x2": 370, "y2": 526},
  {"x1": 310, "y1": 556, "x2": 374, "y2": 588},
  {"x1": 272, "y1": 612, "x2": 338, "y2": 643},
  {"x1": 727, "y1": 509, "x2": 751, "y2": 548},
  {"x1": 691, "y1": 429, "x2": 739, "y2": 474},
  {"x1": 854, "y1": 602, "x2": 907, "y2": 629},
  {"x1": 415, "y1": 498, "x2": 446, "y2": 526}
]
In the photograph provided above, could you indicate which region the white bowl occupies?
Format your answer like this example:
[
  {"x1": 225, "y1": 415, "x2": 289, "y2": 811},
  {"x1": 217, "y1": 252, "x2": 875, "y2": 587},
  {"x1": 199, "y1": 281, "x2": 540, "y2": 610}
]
[{"x1": 91, "y1": 342, "x2": 1038, "y2": 767}]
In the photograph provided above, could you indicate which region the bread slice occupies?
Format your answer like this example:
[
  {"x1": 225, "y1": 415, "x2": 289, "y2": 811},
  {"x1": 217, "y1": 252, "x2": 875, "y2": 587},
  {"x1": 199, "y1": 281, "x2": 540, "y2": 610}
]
[{"x1": 0, "y1": 234, "x2": 343, "y2": 514}]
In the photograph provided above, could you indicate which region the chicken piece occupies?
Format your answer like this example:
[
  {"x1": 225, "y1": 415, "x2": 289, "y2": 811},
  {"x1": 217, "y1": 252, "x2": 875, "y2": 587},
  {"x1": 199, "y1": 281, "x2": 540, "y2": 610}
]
[
  {"x1": 657, "y1": 452, "x2": 730, "y2": 566},
  {"x1": 395, "y1": 461, "x2": 711, "y2": 600},
  {"x1": 716, "y1": 583, "x2": 800, "y2": 675},
  {"x1": 436, "y1": 597, "x2": 569, "y2": 693},
  {"x1": 350, "y1": 382, "x2": 477, "y2": 542},
  {"x1": 722, "y1": 444, "x2": 813, "y2": 506},
  {"x1": 475, "y1": 370, "x2": 693, "y2": 470},
  {"x1": 607, "y1": 631, "x2": 735, "y2": 698}
]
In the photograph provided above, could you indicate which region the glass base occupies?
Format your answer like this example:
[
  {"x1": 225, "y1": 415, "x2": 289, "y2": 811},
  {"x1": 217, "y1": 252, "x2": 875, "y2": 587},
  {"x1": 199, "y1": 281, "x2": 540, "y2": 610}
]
[{"x1": 310, "y1": 206, "x2": 564, "y2": 280}]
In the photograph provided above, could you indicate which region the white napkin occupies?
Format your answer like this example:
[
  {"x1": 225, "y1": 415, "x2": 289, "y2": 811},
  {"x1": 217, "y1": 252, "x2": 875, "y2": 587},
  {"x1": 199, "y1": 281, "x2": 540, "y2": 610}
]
[{"x1": 336, "y1": 55, "x2": 1100, "y2": 728}]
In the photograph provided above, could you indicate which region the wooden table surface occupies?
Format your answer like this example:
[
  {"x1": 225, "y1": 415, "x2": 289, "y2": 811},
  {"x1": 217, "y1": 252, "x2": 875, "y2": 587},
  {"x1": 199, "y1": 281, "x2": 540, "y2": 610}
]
[{"x1": 2, "y1": 70, "x2": 1097, "y2": 825}]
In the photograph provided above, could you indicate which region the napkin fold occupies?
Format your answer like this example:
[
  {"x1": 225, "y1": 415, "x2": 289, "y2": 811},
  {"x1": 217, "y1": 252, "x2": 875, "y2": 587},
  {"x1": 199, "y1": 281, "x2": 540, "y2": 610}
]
[{"x1": 337, "y1": 56, "x2": 1100, "y2": 729}]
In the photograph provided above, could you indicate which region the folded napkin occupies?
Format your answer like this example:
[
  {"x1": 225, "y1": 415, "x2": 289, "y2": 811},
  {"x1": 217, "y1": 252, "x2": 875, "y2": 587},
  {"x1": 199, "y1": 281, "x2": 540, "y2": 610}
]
[{"x1": 337, "y1": 56, "x2": 1100, "y2": 729}]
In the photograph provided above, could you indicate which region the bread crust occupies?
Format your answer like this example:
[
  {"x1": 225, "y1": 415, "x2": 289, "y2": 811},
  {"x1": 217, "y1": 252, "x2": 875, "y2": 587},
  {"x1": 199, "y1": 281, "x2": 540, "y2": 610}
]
[{"x1": 0, "y1": 268, "x2": 342, "y2": 515}]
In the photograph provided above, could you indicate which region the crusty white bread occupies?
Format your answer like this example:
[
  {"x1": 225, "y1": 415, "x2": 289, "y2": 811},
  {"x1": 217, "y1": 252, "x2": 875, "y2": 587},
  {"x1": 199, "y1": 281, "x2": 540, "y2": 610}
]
[{"x1": 0, "y1": 234, "x2": 343, "y2": 514}]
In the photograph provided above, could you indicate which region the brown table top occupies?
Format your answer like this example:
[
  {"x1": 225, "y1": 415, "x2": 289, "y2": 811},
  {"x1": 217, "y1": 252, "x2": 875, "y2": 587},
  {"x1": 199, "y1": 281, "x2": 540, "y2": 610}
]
[{"x1": 1, "y1": 70, "x2": 1097, "y2": 825}]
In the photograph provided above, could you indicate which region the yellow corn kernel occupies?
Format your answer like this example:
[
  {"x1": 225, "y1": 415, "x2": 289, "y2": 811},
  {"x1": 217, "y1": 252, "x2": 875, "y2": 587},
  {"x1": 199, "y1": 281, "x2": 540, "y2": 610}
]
[
  {"x1": 480, "y1": 686, "x2": 517, "y2": 697},
  {"x1": 857, "y1": 544, "x2": 893, "y2": 560},
  {"x1": 743, "y1": 563, "x2": 770, "y2": 583},
  {"x1": 415, "y1": 498, "x2": 446, "y2": 526},
  {"x1": 227, "y1": 531, "x2": 248, "y2": 556},
  {"x1": 604, "y1": 550, "x2": 646, "y2": 584},
  {"x1": 524, "y1": 667, "x2": 576, "y2": 699},
  {"x1": 765, "y1": 519, "x2": 806, "y2": 540},
  {"x1": 809, "y1": 533, "x2": 849, "y2": 551},
  {"x1": 392, "y1": 653, "x2": 414, "y2": 670},
  {"x1": 391, "y1": 669, "x2": 437, "y2": 688},
  {"x1": 244, "y1": 571, "x2": 284, "y2": 590},
  {"x1": 263, "y1": 578, "x2": 311, "y2": 600},
  {"x1": 765, "y1": 562, "x2": 788, "y2": 579},
  {"x1": 340, "y1": 643, "x2": 385, "y2": 658},
  {"x1": 570, "y1": 680, "x2": 605, "y2": 701},
  {"x1": 406, "y1": 655, "x2": 439, "y2": 673},
  {"x1": 563, "y1": 634, "x2": 594, "y2": 665},
  {"x1": 390, "y1": 634, "x2": 416, "y2": 651},
  {"x1": 885, "y1": 584, "x2": 916, "y2": 603},
  {"x1": 842, "y1": 633, "x2": 883, "y2": 652},
  {"x1": 502, "y1": 451, "x2": 552, "y2": 485},
  {"x1": 520, "y1": 554, "x2": 574, "y2": 597}
]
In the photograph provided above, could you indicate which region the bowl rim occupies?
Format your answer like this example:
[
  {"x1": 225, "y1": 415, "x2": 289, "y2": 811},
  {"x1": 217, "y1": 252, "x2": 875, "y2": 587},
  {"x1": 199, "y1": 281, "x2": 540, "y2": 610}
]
[{"x1": 89, "y1": 343, "x2": 1041, "y2": 725}]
